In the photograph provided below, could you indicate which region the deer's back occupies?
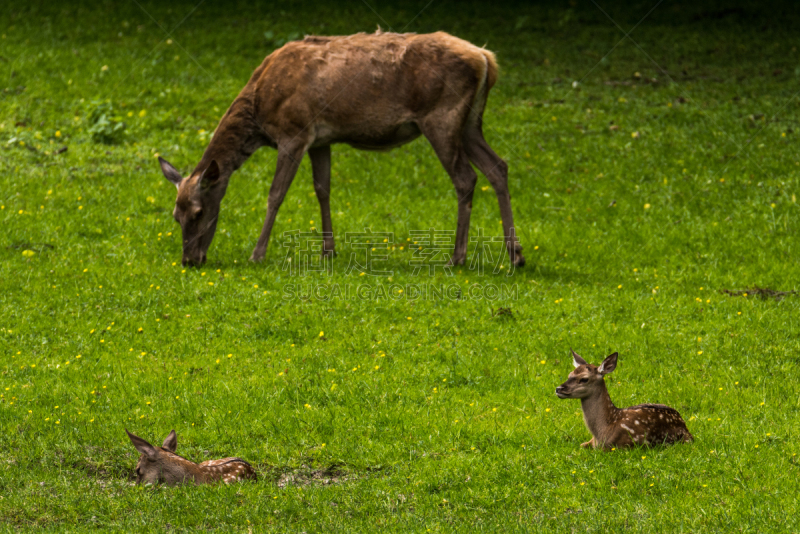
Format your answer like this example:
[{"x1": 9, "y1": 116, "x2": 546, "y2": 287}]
[
  {"x1": 199, "y1": 457, "x2": 257, "y2": 482},
  {"x1": 249, "y1": 31, "x2": 495, "y2": 147}
]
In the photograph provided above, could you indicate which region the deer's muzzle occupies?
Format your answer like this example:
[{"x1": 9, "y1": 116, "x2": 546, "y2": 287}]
[{"x1": 182, "y1": 251, "x2": 207, "y2": 267}]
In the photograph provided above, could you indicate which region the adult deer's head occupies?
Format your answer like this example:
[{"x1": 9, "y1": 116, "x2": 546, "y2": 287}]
[
  {"x1": 159, "y1": 157, "x2": 227, "y2": 267},
  {"x1": 555, "y1": 349, "x2": 618, "y2": 400}
]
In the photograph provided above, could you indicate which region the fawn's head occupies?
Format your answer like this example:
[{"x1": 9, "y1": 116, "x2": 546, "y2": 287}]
[
  {"x1": 555, "y1": 349, "x2": 618, "y2": 400},
  {"x1": 126, "y1": 429, "x2": 183, "y2": 485},
  {"x1": 159, "y1": 157, "x2": 227, "y2": 267}
]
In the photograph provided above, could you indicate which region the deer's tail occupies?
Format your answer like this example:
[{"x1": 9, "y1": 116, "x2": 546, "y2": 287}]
[{"x1": 482, "y1": 49, "x2": 498, "y2": 89}]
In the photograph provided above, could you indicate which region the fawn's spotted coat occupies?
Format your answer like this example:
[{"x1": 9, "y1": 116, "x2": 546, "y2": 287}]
[
  {"x1": 555, "y1": 350, "x2": 694, "y2": 449},
  {"x1": 126, "y1": 429, "x2": 256, "y2": 486}
]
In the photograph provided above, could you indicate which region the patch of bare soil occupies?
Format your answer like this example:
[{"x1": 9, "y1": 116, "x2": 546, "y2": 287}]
[
  {"x1": 492, "y1": 307, "x2": 513, "y2": 318},
  {"x1": 274, "y1": 464, "x2": 354, "y2": 488},
  {"x1": 720, "y1": 286, "x2": 797, "y2": 301},
  {"x1": 7, "y1": 241, "x2": 55, "y2": 251},
  {"x1": 267, "y1": 462, "x2": 383, "y2": 488}
]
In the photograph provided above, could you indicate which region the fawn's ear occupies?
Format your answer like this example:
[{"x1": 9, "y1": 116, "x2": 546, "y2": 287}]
[
  {"x1": 571, "y1": 348, "x2": 588, "y2": 368},
  {"x1": 126, "y1": 429, "x2": 158, "y2": 459},
  {"x1": 598, "y1": 352, "x2": 618, "y2": 375},
  {"x1": 162, "y1": 430, "x2": 177, "y2": 452},
  {"x1": 159, "y1": 157, "x2": 183, "y2": 189},
  {"x1": 199, "y1": 160, "x2": 222, "y2": 189}
]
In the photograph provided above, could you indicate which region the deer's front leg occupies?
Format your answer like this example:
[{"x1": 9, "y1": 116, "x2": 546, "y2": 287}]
[
  {"x1": 580, "y1": 437, "x2": 596, "y2": 449},
  {"x1": 251, "y1": 144, "x2": 306, "y2": 262},
  {"x1": 309, "y1": 145, "x2": 335, "y2": 257}
]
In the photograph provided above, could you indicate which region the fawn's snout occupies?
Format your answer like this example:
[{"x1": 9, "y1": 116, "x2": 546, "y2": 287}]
[{"x1": 555, "y1": 384, "x2": 570, "y2": 398}]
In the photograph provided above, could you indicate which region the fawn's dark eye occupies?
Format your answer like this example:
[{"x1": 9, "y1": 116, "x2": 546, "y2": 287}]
[{"x1": 579, "y1": 378, "x2": 589, "y2": 384}]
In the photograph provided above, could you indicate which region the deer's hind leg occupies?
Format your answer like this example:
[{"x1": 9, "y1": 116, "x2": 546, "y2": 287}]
[
  {"x1": 309, "y1": 145, "x2": 335, "y2": 257},
  {"x1": 419, "y1": 117, "x2": 477, "y2": 266},
  {"x1": 463, "y1": 122, "x2": 524, "y2": 267}
]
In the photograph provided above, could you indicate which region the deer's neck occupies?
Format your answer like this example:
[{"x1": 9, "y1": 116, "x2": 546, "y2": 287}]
[
  {"x1": 162, "y1": 457, "x2": 208, "y2": 485},
  {"x1": 194, "y1": 96, "x2": 267, "y2": 179},
  {"x1": 580, "y1": 383, "x2": 619, "y2": 444}
]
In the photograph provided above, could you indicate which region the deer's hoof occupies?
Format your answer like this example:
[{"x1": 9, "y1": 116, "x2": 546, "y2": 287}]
[
  {"x1": 447, "y1": 256, "x2": 466, "y2": 267},
  {"x1": 249, "y1": 252, "x2": 265, "y2": 263}
]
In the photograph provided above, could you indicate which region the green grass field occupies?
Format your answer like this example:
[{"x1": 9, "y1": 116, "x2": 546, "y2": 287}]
[{"x1": 2, "y1": 0, "x2": 799, "y2": 531}]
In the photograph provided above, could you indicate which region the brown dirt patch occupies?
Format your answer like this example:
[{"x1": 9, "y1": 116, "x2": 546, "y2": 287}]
[{"x1": 720, "y1": 286, "x2": 797, "y2": 301}]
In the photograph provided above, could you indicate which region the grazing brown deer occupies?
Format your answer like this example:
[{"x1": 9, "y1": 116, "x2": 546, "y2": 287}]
[
  {"x1": 555, "y1": 350, "x2": 694, "y2": 449},
  {"x1": 158, "y1": 30, "x2": 524, "y2": 268},
  {"x1": 126, "y1": 429, "x2": 256, "y2": 486}
]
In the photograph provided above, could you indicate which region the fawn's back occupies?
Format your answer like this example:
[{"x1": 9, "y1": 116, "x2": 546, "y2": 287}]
[
  {"x1": 610, "y1": 403, "x2": 694, "y2": 447},
  {"x1": 198, "y1": 457, "x2": 257, "y2": 483}
]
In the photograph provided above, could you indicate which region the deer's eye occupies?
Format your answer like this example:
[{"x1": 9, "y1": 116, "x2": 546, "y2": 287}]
[{"x1": 579, "y1": 378, "x2": 589, "y2": 384}]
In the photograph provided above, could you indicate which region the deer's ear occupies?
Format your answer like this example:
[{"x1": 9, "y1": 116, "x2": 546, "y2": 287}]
[
  {"x1": 159, "y1": 157, "x2": 183, "y2": 189},
  {"x1": 571, "y1": 348, "x2": 588, "y2": 368},
  {"x1": 162, "y1": 430, "x2": 177, "y2": 452},
  {"x1": 598, "y1": 352, "x2": 618, "y2": 375},
  {"x1": 126, "y1": 429, "x2": 158, "y2": 459},
  {"x1": 200, "y1": 160, "x2": 222, "y2": 189}
]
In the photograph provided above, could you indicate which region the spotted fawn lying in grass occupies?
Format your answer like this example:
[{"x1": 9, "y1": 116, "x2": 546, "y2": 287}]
[
  {"x1": 126, "y1": 429, "x2": 257, "y2": 486},
  {"x1": 555, "y1": 350, "x2": 694, "y2": 449}
]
